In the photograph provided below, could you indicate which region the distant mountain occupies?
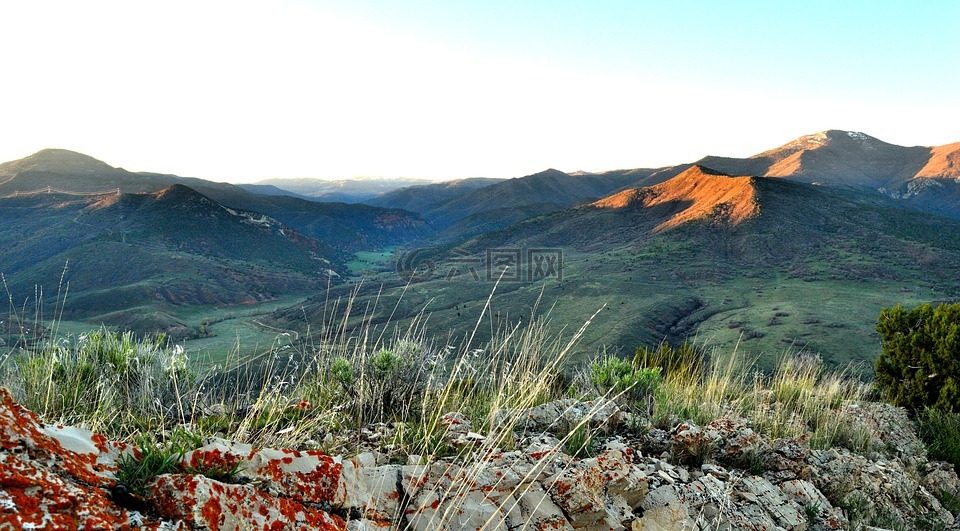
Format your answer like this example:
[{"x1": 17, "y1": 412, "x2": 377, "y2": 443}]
[
  {"x1": 252, "y1": 176, "x2": 435, "y2": 203},
  {"x1": 0, "y1": 149, "x2": 430, "y2": 252},
  {"x1": 470, "y1": 163, "x2": 960, "y2": 258},
  {"x1": 697, "y1": 130, "x2": 960, "y2": 218},
  {"x1": 236, "y1": 183, "x2": 315, "y2": 200},
  {"x1": 373, "y1": 169, "x2": 644, "y2": 240},
  {"x1": 0, "y1": 148, "x2": 121, "y2": 177},
  {"x1": 367, "y1": 177, "x2": 503, "y2": 213},
  {"x1": 0, "y1": 185, "x2": 335, "y2": 338},
  {"x1": 361, "y1": 163, "x2": 960, "y2": 364},
  {"x1": 367, "y1": 166, "x2": 696, "y2": 243}
]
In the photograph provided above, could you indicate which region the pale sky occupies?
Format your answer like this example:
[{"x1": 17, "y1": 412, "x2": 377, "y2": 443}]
[{"x1": 1, "y1": 0, "x2": 957, "y2": 183}]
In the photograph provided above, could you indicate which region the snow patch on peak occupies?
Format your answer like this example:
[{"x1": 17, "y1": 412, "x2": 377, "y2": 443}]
[{"x1": 847, "y1": 131, "x2": 869, "y2": 141}]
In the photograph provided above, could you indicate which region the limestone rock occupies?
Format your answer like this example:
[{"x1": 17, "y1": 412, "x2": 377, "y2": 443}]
[{"x1": 147, "y1": 474, "x2": 344, "y2": 530}]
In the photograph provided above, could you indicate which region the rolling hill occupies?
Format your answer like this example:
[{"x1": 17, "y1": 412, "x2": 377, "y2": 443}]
[
  {"x1": 6, "y1": 131, "x2": 960, "y2": 368},
  {"x1": 698, "y1": 130, "x2": 960, "y2": 218},
  {"x1": 0, "y1": 149, "x2": 429, "y2": 252},
  {"x1": 0, "y1": 185, "x2": 336, "y2": 338},
  {"x1": 367, "y1": 177, "x2": 504, "y2": 213},
  {"x1": 264, "y1": 162, "x2": 960, "y2": 369}
]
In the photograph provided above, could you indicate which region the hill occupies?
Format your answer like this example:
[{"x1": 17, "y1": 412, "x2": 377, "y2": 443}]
[
  {"x1": 366, "y1": 177, "x2": 503, "y2": 213},
  {"x1": 368, "y1": 166, "x2": 693, "y2": 242},
  {"x1": 0, "y1": 149, "x2": 429, "y2": 252},
  {"x1": 0, "y1": 185, "x2": 336, "y2": 338},
  {"x1": 265, "y1": 163, "x2": 960, "y2": 368},
  {"x1": 698, "y1": 130, "x2": 960, "y2": 218}
]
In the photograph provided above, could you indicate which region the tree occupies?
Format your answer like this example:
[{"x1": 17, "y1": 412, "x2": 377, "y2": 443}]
[{"x1": 875, "y1": 303, "x2": 960, "y2": 413}]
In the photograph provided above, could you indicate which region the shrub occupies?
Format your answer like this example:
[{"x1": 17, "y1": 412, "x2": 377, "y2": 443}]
[
  {"x1": 329, "y1": 356, "x2": 354, "y2": 388},
  {"x1": 589, "y1": 355, "x2": 661, "y2": 400},
  {"x1": 6, "y1": 328, "x2": 195, "y2": 434},
  {"x1": 371, "y1": 348, "x2": 403, "y2": 376},
  {"x1": 875, "y1": 303, "x2": 960, "y2": 414}
]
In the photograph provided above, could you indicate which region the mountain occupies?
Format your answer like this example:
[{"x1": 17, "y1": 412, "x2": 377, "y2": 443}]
[
  {"x1": 915, "y1": 141, "x2": 960, "y2": 179},
  {"x1": 268, "y1": 161, "x2": 960, "y2": 370},
  {"x1": 429, "y1": 168, "x2": 637, "y2": 225},
  {"x1": 236, "y1": 183, "x2": 315, "y2": 200},
  {"x1": 367, "y1": 165, "x2": 695, "y2": 243},
  {"x1": 0, "y1": 149, "x2": 430, "y2": 252},
  {"x1": 0, "y1": 148, "x2": 121, "y2": 177},
  {"x1": 697, "y1": 130, "x2": 960, "y2": 218},
  {"x1": 591, "y1": 166, "x2": 759, "y2": 231},
  {"x1": 367, "y1": 177, "x2": 503, "y2": 213},
  {"x1": 0, "y1": 185, "x2": 336, "y2": 338},
  {"x1": 368, "y1": 168, "x2": 649, "y2": 244},
  {"x1": 252, "y1": 176, "x2": 435, "y2": 203}
]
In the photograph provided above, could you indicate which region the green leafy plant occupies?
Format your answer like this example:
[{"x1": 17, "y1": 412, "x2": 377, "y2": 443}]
[
  {"x1": 803, "y1": 502, "x2": 821, "y2": 522},
  {"x1": 371, "y1": 348, "x2": 403, "y2": 376},
  {"x1": 589, "y1": 355, "x2": 661, "y2": 400},
  {"x1": 329, "y1": 356, "x2": 354, "y2": 387},
  {"x1": 115, "y1": 435, "x2": 186, "y2": 496},
  {"x1": 875, "y1": 303, "x2": 960, "y2": 414}
]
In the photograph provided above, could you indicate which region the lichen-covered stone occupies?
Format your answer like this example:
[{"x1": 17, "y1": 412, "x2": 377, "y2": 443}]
[{"x1": 147, "y1": 474, "x2": 344, "y2": 530}]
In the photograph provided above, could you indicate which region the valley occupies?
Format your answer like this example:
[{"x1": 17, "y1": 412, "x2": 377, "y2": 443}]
[{"x1": 3, "y1": 130, "x2": 960, "y2": 374}]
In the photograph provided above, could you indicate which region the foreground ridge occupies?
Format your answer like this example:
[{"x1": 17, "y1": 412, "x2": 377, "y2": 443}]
[{"x1": 1, "y1": 388, "x2": 958, "y2": 530}]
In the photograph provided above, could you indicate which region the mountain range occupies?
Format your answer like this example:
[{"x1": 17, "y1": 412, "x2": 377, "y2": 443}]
[
  {"x1": 261, "y1": 131, "x2": 960, "y2": 368},
  {"x1": 0, "y1": 150, "x2": 427, "y2": 338},
  {"x1": 3, "y1": 130, "x2": 960, "y2": 364}
]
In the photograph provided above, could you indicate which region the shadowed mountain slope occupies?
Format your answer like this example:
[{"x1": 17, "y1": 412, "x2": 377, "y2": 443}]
[
  {"x1": 0, "y1": 185, "x2": 336, "y2": 337},
  {"x1": 0, "y1": 149, "x2": 429, "y2": 251}
]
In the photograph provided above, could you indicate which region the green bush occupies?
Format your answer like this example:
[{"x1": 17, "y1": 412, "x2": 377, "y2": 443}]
[
  {"x1": 6, "y1": 328, "x2": 195, "y2": 432},
  {"x1": 371, "y1": 348, "x2": 403, "y2": 376},
  {"x1": 329, "y1": 356, "x2": 354, "y2": 387},
  {"x1": 589, "y1": 355, "x2": 661, "y2": 400},
  {"x1": 875, "y1": 303, "x2": 960, "y2": 414}
]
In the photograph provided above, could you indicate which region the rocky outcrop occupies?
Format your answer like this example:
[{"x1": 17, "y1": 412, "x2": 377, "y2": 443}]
[{"x1": 2, "y1": 389, "x2": 959, "y2": 530}]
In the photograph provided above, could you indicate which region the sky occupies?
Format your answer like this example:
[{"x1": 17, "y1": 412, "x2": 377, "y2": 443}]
[{"x1": 1, "y1": 0, "x2": 957, "y2": 183}]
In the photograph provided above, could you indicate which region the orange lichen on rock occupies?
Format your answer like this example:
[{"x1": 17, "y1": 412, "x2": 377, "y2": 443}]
[
  {"x1": 148, "y1": 474, "x2": 345, "y2": 531},
  {"x1": 0, "y1": 388, "x2": 164, "y2": 530}
]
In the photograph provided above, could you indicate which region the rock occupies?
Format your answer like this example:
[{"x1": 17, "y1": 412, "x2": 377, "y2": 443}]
[
  {"x1": 631, "y1": 501, "x2": 695, "y2": 530},
  {"x1": 495, "y1": 398, "x2": 621, "y2": 434},
  {"x1": 844, "y1": 402, "x2": 926, "y2": 459},
  {"x1": 704, "y1": 418, "x2": 766, "y2": 465},
  {"x1": 440, "y1": 412, "x2": 472, "y2": 437},
  {"x1": 3, "y1": 387, "x2": 958, "y2": 531},
  {"x1": 0, "y1": 388, "x2": 165, "y2": 529},
  {"x1": 702, "y1": 463, "x2": 730, "y2": 480},
  {"x1": 738, "y1": 476, "x2": 806, "y2": 530},
  {"x1": 670, "y1": 421, "x2": 714, "y2": 465},
  {"x1": 147, "y1": 474, "x2": 343, "y2": 530},
  {"x1": 923, "y1": 460, "x2": 960, "y2": 500},
  {"x1": 514, "y1": 484, "x2": 574, "y2": 530}
]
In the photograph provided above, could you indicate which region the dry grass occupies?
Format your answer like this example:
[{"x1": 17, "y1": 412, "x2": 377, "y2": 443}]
[{"x1": 2, "y1": 278, "x2": 888, "y2": 529}]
